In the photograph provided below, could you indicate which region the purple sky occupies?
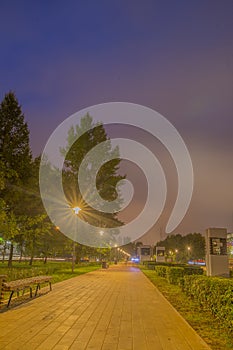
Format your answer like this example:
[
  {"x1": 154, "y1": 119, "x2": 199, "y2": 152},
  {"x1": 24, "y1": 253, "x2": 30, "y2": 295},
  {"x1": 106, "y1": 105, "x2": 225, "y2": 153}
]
[{"x1": 1, "y1": 1, "x2": 232, "y2": 243}]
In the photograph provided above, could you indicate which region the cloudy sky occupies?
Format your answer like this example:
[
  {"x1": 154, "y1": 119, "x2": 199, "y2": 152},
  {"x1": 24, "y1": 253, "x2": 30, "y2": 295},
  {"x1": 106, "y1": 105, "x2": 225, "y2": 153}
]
[{"x1": 1, "y1": 0, "x2": 232, "y2": 243}]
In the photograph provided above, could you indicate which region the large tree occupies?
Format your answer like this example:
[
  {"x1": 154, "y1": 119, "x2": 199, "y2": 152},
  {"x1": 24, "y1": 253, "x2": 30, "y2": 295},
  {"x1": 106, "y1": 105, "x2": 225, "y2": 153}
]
[
  {"x1": 61, "y1": 113, "x2": 125, "y2": 229},
  {"x1": 156, "y1": 233, "x2": 205, "y2": 262},
  {"x1": 0, "y1": 92, "x2": 32, "y2": 181},
  {"x1": 0, "y1": 92, "x2": 54, "y2": 264},
  {"x1": 0, "y1": 92, "x2": 32, "y2": 212}
]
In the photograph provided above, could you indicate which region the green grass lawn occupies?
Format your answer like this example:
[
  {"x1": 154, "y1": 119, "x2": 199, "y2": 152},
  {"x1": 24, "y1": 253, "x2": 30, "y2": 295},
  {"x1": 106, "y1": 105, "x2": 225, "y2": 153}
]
[
  {"x1": 0, "y1": 260, "x2": 102, "y2": 304},
  {"x1": 0, "y1": 260, "x2": 101, "y2": 283},
  {"x1": 141, "y1": 268, "x2": 233, "y2": 350}
]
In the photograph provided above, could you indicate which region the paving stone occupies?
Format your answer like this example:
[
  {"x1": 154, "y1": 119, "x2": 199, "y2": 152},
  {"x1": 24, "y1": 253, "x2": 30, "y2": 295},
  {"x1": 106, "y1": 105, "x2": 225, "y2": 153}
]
[{"x1": 0, "y1": 264, "x2": 211, "y2": 350}]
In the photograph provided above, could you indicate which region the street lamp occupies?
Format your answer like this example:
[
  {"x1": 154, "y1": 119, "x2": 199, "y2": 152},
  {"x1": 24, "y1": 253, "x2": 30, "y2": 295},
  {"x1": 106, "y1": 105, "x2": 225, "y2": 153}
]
[
  {"x1": 187, "y1": 246, "x2": 191, "y2": 263},
  {"x1": 113, "y1": 244, "x2": 118, "y2": 263},
  {"x1": 72, "y1": 206, "x2": 81, "y2": 272},
  {"x1": 173, "y1": 249, "x2": 179, "y2": 263},
  {"x1": 73, "y1": 206, "x2": 81, "y2": 215}
]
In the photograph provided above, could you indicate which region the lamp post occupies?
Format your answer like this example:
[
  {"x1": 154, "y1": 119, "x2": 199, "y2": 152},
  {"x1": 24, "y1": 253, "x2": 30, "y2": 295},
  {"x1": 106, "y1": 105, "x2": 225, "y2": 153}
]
[
  {"x1": 114, "y1": 244, "x2": 118, "y2": 264},
  {"x1": 187, "y1": 246, "x2": 191, "y2": 263},
  {"x1": 72, "y1": 206, "x2": 81, "y2": 273}
]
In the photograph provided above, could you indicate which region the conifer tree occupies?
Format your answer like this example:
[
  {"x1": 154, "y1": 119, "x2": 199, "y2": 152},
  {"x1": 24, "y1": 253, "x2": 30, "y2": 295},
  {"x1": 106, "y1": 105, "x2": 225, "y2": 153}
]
[
  {"x1": 0, "y1": 91, "x2": 32, "y2": 183},
  {"x1": 61, "y1": 113, "x2": 125, "y2": 230}
]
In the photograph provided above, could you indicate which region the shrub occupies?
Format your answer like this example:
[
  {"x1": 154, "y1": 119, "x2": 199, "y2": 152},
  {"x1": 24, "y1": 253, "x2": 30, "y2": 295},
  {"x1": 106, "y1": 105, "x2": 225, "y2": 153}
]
[
  {"x1": 183, "y1": 275, "x2": 233, "y2": 332},
  {"x1": 147, "y1": 263, "x2": 155, "y2": 270},
  {"x1": 183, "y1": 266, "x2": 204, "y2": 275},
  {"x1": 166, "y1": 267, "x2": 184, "y2": 284},
  {"x1": 154, "y1": 265, "x2": 168, "y2": 278},
  {"x1": 153, "y1": 264, "x2": 203, "y2": 284}
]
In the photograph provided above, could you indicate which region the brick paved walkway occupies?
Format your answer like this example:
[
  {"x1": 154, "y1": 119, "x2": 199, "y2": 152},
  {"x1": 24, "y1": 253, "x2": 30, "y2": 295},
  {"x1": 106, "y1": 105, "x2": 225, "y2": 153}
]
[{"x1": 0, "y1": 264, "x2": 210, "y2": 350}]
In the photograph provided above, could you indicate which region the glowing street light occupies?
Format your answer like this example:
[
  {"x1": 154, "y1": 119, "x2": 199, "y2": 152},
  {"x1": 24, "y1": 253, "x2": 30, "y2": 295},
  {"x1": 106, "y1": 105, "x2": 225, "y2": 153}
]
[
  {"x1": 187, "y1": 246, "x2": 191, "y2": 263},
  {"x1": 73, "y1": 206, "x2": 81, "y2": 215},
  {"x1": 71, "y1": 206, "x2": 81, "y2": 272}
]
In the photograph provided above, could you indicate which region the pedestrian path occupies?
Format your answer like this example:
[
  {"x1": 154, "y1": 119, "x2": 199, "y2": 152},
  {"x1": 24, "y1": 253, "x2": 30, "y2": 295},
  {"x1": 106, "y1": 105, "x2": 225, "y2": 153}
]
[{"x1": 0, "y1": 264, "x2": 210, "y2": 350}]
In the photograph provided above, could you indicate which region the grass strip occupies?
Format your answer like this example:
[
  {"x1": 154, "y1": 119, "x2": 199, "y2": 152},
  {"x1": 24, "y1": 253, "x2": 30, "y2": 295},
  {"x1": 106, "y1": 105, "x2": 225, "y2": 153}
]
[
  {"x1": 142, "y1": 268, "x2": 233, "y2": 350},
  {"x1": 0, "y1": 261, "x2": 101, "y2": 303}
]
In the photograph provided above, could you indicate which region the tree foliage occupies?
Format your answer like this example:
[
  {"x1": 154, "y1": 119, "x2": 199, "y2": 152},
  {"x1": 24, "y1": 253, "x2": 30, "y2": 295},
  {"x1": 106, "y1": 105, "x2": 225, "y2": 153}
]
[
  {"x1": 0, "y1": 92, "x2": 32, "y2": 214},
  {"x1": 0, "y1": 94, "x2": 126, "y2": 265},
  {"x1": 0, "y1": 92, "x2": 32, "y2": 183},
  {"x1": 156, "y1": 233, "x2": 205, "y2": 262},
  {"x1": 61, "y1": 113, "x2": 125, "y2": 229}
]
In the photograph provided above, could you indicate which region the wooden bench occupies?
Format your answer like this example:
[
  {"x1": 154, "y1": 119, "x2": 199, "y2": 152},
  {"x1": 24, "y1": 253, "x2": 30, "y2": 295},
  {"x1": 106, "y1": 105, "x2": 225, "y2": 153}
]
[{"x1": 0, "y1": 274, "x2": 52, "y2": 308}]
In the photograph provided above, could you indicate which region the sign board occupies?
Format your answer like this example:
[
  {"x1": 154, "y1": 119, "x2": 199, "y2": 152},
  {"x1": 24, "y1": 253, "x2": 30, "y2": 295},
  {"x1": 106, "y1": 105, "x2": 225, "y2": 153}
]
[
  {"x1": 205, "y1": 228, "x2": 229, "y2": 277},
  {"x1": 156, "y1": 246, "x2": 165, "y2": 262},
  {"x1": 137, "y1": 245, "x2": 153, "y2": 262}
]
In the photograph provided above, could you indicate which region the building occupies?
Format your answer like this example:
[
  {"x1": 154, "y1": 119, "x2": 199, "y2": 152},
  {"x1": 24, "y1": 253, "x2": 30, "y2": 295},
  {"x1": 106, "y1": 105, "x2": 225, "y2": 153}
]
[{"x1": 136, "y1": 245, "x2": 153, "y2": 262}]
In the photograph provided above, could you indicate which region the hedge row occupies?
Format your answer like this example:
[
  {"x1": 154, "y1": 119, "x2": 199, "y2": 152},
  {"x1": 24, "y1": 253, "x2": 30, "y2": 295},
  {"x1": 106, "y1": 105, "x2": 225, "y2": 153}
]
[
  {"x1": 144, "y1": 261, "x2": 184, "y2": 267},
  {"x1": 182, "y1": 275, "x2": 233, "y2": 332},
  {"x1": 153, "y1": 265, "x2": 203, "y2": 284}
]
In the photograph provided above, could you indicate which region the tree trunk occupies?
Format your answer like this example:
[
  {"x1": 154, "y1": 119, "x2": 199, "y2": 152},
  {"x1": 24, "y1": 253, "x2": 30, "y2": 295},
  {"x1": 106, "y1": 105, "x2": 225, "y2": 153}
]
[
  {"x1": 19, "y1": 247, "x2": 23, "y2": 262},
  {"x1": 72, "y1": 242, "x2": 76, "y2": 272},
  {"x1": 29, "y1": 254, "x2": 34, "y2": 266},
  {"x1": 19, "y1": 245, "x2": 23, "y2": 263},
  {"x1": 29, "y1": 239, "x2": 35, "y2": 266},
  {"x1": 8, "y1": 242, "x2": 14, "y2": 267},
  {"x1": 75, "y1": 244, "x2": 82, "y2": 264}
]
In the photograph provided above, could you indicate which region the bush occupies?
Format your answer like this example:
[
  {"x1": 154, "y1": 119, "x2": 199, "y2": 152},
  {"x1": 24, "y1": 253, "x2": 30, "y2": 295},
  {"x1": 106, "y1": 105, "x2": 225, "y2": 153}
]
[
  {"x1": 183, "y1": 266, "x2": 204, "y2": 275},
  {"x1": 154, "y1": 265, "x2": 168, "y2": 278},
  {"x1": 147, "y1": 263, "x2": 155, "y2": 270},
  {"x1": 166, "y1": 267, "x2": 184, "y2": 284},
  {"x1": 183, "y1": 275, "x2": 233, "y2": 332},
  {"x1": 153, "y1": 264, "x2": 203, "y2": 285},
  {"x1": 143, "y1": 261, "x2": 178, "y2": 267}
]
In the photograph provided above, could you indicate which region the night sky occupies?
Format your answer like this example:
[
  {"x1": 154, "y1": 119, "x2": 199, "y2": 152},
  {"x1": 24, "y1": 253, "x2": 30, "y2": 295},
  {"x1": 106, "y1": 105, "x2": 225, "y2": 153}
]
[{"x1": 1, "y1": 1, "x2": 232, "y2": 243}]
